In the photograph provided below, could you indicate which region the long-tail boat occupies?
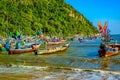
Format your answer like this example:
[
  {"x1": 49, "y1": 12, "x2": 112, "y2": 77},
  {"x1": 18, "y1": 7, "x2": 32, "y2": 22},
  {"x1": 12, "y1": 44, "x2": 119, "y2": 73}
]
[
  {"x1": 98, "y1": 22, "x2": 119, "y2": 57},
  {"x1": 98, "y1": 43, "x2": 119, "y2": 57},
  {"x1": 36, "y1": 43, "x2": 69, "y2": 55},
  {"x1": 8, "y1": 43, "x2": 41, "y2": 54}
]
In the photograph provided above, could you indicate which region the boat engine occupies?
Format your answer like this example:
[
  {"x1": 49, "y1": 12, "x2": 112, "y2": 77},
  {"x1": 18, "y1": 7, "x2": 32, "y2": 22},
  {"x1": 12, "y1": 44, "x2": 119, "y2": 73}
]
[{"x1": 98, "y1": 43, "x2": 106, "y2": 57}]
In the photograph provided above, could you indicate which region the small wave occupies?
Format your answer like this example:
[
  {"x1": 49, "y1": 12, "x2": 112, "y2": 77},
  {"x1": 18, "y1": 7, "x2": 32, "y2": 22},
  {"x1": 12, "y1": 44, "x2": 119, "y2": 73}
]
[
  {"x1": 71, "y1": 68, "x2": 120, "y2": 75},
  {"x1": 1, "y1": 64, "x2": 120, "y2": 75},
  {"x1": 0, "y1": 65, "x2": 120, "y2": 80},
  {"x1": 11, "y1": 64, "x2": 48, "y2": 70}
]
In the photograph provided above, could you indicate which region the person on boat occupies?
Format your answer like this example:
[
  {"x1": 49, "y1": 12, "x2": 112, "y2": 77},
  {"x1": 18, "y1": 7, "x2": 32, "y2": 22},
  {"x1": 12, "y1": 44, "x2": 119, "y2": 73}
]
[
  {"x1": 52, "y1": 37, "x2": 56, "y2": 42},
  {"x1": 21, "y1": 40, "x2": 26, "y2": 48},
  {"x1": 78, "y1": 38, "x2": 82, "y2": 43},
  {"x1": 16, "y1": 41, "x2": 21, "y2": 49},
  {"x1": 4, "y1": 40, "x2": 11, "y2": 51},
  {"x1": 23, "y1": 40, "x2": 26, "y2": 45},
  {"x1": 37, "y1": 29, "x2": 44, "y2": 39},
  {"x1": 12, "y1": 33, "x2": 17, "y2": 40},
  {"x1": 0, "y1": 43, "x2": 2, "y2": 47}
]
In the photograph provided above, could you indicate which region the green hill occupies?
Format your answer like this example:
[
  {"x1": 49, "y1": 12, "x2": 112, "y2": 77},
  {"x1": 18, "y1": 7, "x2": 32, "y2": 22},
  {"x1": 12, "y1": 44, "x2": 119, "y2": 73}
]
[{"x1": 0, "y1": 0, "x2": 98, "y2": 37}]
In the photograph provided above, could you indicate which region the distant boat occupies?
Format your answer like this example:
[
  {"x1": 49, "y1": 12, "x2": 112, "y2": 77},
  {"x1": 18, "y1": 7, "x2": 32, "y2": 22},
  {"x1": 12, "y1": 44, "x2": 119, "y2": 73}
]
[
  {"x1": 78, "y1": 38, "x2": 102, "y2": 47},
  {"x1": 79, "y1": 39, "x2": 95, "y2": 43},
  {"x1": 79, "y1": 38, "x2": 102, "y2": 43}
]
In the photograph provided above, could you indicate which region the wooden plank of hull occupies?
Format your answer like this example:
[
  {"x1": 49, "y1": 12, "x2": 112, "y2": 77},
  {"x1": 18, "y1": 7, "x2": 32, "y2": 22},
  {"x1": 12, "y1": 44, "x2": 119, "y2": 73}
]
[
  {"x1": 9, "y1": 48, "x2": 33, "y2": 54},
  {"x1": 105, "y1": 51, "x2": 118, "y2": 57}
]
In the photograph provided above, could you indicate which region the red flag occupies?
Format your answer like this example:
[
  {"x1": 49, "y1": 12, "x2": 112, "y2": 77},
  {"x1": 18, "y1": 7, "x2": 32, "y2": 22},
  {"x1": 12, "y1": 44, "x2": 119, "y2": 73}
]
[
  {"x1": 103, "y1": 22, "x2": 107, "y2": 36},
  {"x1": 98, "y1": 22, "x2": 103, "y2": 33}
]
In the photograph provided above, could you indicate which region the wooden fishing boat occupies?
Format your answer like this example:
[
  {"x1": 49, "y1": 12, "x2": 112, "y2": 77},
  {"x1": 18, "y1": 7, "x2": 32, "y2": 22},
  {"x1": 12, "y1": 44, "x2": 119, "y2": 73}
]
[
  {"x1": 97, "y1": 22, "x2": 119, "y2": 57},
  {"x1": 8, "y1": 44, "x2": 41, "y2": 54},
  {"x1": 98, "y1": 43, "x2": 119, "y2": 57},
  {"x1": 37, "y1": 43, "x2": 69, "y2": 55},
  {"x1": 47, "y1": 40, "x2": 66, "y2": 45},
  {"x1": 99, "y1": 48, "x2": 119, "y2": 57}
]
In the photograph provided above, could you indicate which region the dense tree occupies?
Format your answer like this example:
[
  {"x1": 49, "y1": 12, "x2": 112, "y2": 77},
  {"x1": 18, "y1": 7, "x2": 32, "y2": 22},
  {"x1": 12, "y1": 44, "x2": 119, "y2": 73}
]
[{"x1": 0, "y1": 0, "x2": 98, "y2": 37}]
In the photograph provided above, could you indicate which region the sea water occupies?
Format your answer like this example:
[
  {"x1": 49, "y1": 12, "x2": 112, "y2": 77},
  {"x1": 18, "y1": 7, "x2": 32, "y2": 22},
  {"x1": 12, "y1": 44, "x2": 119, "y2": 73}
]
[{"x1": 0, "y1": 34, "x2": 120, "y2": 80}]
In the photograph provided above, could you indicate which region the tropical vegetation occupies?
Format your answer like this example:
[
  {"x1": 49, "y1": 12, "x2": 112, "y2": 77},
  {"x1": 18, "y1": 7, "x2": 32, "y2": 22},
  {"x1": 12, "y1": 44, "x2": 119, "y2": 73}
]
[{"x1": 0, "y1": 0, "x2": 98, "y2": 37}]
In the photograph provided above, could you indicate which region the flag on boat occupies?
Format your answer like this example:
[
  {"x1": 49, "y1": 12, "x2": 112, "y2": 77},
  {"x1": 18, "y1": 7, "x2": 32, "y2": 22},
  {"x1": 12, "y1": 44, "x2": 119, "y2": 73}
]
[
  {"x1": 103, "y1": 22, "x2": 108, "y2": 36},
  {"x1": 98, "y1": 22, "x2": 103, "y2": 33}
]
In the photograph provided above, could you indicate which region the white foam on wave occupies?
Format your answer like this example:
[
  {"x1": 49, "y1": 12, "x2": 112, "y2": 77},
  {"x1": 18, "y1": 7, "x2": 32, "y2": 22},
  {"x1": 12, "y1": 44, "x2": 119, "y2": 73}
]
[
  {"x1": 0, "y1": 64, "x2": 49, "y2": 74},
  {"x1": 11, "y1": 64, "x2": 48, "y2": 70},
  {"x1": 67, "y1": 72, "x2": 81, "y2": 80},
  {"x1": 68, "y1": 68, "x2": 120, "y2": 80},
  {"x1": 71, "y1": 68, "x2": 120, "y2": 75}
]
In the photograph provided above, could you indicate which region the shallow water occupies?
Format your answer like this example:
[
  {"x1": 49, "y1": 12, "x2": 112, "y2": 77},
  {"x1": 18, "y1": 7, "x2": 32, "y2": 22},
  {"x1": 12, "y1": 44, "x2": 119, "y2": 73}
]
[{"x1": 0, "y1": 35, "x2": 120, "y2": 79}]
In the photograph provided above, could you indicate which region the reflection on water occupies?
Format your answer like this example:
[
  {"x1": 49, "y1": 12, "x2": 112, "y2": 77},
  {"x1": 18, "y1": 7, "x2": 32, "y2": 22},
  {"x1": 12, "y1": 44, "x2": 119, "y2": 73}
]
[{"x1": 0, "y1": 35, "x2": 120, "y2": 79}]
